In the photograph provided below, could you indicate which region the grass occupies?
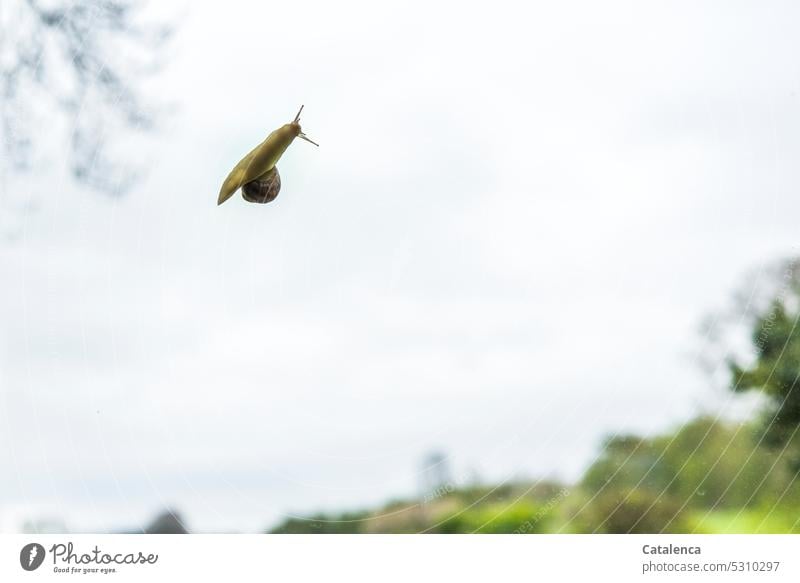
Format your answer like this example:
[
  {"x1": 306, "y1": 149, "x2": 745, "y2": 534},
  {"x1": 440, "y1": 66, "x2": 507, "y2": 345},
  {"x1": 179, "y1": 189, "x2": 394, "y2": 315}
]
[{"x1": 690, "y1": 508, "x2": 800, "y2": 534}]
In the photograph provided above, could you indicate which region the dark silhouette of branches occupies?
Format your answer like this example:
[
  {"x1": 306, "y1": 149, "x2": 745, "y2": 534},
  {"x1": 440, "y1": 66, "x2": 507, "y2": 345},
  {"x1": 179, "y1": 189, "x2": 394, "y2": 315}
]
[{"x1": 1, "y1": 0, "x2": 170, "y2": 194}]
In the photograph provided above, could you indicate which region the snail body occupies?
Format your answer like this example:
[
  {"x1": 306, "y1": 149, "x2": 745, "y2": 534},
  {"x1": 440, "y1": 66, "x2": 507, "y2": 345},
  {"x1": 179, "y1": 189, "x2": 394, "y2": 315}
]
[{"x1": 217, "y1": 105, "x2": 318, "y2": 206}]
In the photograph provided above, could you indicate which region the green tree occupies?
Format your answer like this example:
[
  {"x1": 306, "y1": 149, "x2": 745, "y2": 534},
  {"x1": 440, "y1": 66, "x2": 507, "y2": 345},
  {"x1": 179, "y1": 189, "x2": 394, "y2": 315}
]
[
  {"x1": 729, "y1": 259, "x2": 800, "y2": 450},
  {"x1": 574, "y1": 417, "x2": 790, "y2": 532}
]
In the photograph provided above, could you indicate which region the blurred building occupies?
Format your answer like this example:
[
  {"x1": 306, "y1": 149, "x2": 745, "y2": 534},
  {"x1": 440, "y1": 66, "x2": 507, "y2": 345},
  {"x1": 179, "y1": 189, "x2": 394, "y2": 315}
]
[{"x1": 420, "y1": 451, "x2": 452, "y2": 499}]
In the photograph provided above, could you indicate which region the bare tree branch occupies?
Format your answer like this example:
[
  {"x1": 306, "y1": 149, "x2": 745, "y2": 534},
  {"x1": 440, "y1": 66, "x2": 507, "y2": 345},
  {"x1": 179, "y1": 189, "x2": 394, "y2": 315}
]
[{"x1": 0, "y1": 0, "x2": 171, "y2": 195}]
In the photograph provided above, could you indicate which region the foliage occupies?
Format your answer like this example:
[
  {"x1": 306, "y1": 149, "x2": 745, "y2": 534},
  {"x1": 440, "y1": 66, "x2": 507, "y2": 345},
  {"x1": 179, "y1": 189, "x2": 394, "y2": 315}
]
[
  {"x1": 266, "y1": 416, "x2": 799, "y2": 534},
  {"x1": 730, "y1": 289, "x2": 800, "y2": 449},
  {"x1": 267, "y1": 267, "x2": 800, "y2": 534},
  {"x1": 269, "y1": 511, "x2": 369, "y2": 534},
  {"x1": 581, "y1": 418, "x2": 789, "y2": 512},
  {"x1": 569, "y1": 487, "x2": 691, "y2": 534},
  {"x1": 434, "y1": 500, "x2": 553, "y2": 534},
  {"x1": 267, "y1": 483, "x2": 566, "y2": 534}
]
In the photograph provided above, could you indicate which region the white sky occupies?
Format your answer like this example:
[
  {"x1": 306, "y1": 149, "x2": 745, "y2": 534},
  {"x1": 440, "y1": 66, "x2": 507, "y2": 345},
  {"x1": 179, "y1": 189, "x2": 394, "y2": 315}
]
[{"x1": 2, "y1": 0, "x2": 800, "y2": 532}]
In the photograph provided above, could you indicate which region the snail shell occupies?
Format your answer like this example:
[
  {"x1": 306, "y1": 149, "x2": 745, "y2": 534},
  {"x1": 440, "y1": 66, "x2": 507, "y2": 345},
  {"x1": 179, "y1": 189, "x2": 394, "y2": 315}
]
[{"x1": 241, "y1": 167, "x2": 281, "y2": 204}]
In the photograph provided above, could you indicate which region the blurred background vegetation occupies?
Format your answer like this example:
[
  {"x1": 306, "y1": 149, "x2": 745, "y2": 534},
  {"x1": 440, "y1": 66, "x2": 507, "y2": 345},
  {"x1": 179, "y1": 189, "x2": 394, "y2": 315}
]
[
  {"x1": 268, "y1": 417, "x2": 800, "y2": 534},
  {"x1": 268, "y1": 260, "x2": 800, "y2": 534}
]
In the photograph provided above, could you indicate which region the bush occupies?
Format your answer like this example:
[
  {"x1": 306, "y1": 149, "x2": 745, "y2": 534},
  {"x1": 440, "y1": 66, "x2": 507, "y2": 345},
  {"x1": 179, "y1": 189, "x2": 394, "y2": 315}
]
[
  {"x1": 435, "y1": 500, "x2": 553, "y2": 533},
  {"x1": 574, "y1": 488, "x2": 690, "y2": 534}
]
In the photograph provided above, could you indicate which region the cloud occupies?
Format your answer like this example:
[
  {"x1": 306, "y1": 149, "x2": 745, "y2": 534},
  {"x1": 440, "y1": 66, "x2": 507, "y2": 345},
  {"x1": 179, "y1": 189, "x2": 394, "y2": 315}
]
[{"x1": 2, "y1": 0, "x2": 799, "y2": 531}]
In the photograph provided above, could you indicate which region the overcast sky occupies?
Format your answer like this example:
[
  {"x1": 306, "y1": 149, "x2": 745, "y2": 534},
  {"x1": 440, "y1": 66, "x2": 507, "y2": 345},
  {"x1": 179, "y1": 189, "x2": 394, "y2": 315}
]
[{"x1": 2, "y1": 0, "x2": 800, "y2": 532}]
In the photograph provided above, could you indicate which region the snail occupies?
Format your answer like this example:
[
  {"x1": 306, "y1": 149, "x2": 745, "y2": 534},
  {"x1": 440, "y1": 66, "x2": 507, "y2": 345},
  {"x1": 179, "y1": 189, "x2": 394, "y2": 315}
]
[{"x1": 217, "y1": 105, "x2": 318, "y2": 205}]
